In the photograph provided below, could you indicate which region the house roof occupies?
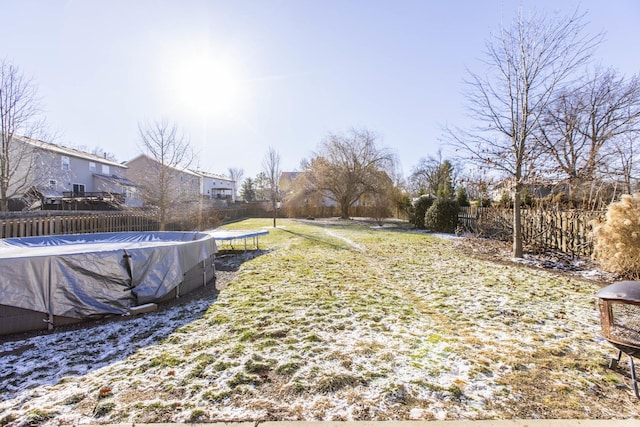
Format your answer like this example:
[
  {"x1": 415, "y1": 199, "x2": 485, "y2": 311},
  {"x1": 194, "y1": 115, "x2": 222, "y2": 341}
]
[
  {"x1": 192, "y1": 170, "x2": 234, "y2": 182},
  {"x1": 16, "y1": 135, "x2": 126, "y2": 168},
  {"x1": 280, "y1": 171, "x2": 301, "y2": 181},
  {"x1": 125, "y1": 154, "x2": 202, "y2": 177}
]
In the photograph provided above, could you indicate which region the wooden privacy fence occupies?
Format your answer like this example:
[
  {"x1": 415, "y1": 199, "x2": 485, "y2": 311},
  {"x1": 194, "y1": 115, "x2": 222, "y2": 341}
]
[
  {"x1": 521, "y1": 209, "x2": 605, "y2": 257},
  {"x1": 0, "y1": 212, "x2": 158, "y2": 239},
  {"x1": 458, "y1": 207, "x2": 605, "y2": 257}
]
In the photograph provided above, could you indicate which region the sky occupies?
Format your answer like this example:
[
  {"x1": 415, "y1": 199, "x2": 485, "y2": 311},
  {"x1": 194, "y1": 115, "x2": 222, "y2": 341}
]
[{"x1": 1, "y1": 0, "x2": 639, "y2": 181}]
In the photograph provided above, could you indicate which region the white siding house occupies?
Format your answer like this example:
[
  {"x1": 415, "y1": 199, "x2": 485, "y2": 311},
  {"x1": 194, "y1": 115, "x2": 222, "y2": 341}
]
[{"x1": 195, "y1": 170, "x2": 236, "y2": 203}]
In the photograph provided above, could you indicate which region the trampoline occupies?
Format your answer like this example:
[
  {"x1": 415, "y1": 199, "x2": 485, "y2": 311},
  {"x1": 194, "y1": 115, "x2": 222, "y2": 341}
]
[{"x1": 211, "y1": 229, "x2": 269, "y2": 252}]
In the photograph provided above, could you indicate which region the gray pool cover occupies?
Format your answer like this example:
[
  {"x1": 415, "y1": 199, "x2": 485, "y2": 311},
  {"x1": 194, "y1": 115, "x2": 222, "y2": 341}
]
[{"x1": 0, "y1": 231, "x2": 216, "y2": 319}]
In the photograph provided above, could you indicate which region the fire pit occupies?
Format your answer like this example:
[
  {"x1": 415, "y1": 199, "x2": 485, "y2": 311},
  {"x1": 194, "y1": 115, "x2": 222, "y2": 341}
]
[{"x1": 596, "y1": 280, "x2": 640, "y2": 399}]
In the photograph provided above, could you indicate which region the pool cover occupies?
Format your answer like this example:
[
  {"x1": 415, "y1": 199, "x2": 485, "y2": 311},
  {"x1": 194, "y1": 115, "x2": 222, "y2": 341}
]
[{"x1": 0, "y1": 231, "x2": 216, "y2": 319}]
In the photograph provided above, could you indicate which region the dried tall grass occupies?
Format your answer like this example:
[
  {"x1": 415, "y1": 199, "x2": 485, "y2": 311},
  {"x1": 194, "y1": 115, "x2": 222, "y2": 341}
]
[{"x1": 591, "y1": 194, "x2": 640, "y2": 278}]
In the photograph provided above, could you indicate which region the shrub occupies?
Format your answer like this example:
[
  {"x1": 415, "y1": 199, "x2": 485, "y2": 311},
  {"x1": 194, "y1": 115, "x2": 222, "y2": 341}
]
[
  {"x1": 456, "y1": 187, "x2": 470, "y2": 207},
  {"x1": 552, "y1": 192, "x2": 570, "y2": 207},
  {"x1": 424, "y1": 198, "x2": 459, "y2": 233},
  {"x1": 410, "y1": 195, "x2": 435, "y2": 229},
  {"x1": 478, "y1": 198, "x2": 492, "y2": 207},
  {"x1": 521, "y1": 187, "x2": 534, "y2": 207},
  {"x1": 396, "y1": 194, "x2": 413, "y2": 218},
  {"x1": 591, "y1": 194, "x2": 640, "y2": 278},
  {"x1": 498, "y1": 191, "x2": 512, "y2": 208}
]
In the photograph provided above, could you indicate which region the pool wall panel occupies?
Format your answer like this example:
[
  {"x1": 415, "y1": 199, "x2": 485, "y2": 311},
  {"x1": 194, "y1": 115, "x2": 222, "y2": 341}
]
[{"x1": 0, "y1": 231, "x2": 217, "y2": 336}]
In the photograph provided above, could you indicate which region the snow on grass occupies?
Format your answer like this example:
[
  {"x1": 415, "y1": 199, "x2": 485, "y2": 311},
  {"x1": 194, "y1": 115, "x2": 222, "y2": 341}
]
[{"x1": 1, "y1": 218, "x2": 637, "y2": 425}]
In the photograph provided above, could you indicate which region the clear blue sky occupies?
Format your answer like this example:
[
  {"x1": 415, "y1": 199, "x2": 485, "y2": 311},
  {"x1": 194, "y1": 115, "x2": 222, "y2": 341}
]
[{"x1": 2, "y1": 0, "x2": 638, "y2": 180}]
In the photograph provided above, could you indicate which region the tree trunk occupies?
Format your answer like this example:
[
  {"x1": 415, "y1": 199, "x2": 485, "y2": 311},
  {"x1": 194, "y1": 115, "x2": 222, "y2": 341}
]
[
  {"x1": 0, "y1": 176, "x2": 7, "y2": 211},
  {"x1": 340, "y1": 201, "x2": 349, "y2": 219},
  {"x1": 272, "y1": 198, "x2": 277, "y2": 228},
  {"x1": 512, "y1": 187, "x2": 523, "y2": 258}
]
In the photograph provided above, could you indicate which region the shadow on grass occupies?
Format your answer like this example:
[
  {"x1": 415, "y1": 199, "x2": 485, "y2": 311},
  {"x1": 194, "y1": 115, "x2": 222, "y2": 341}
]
[
  {"x1": 280, "y1": 227, "x2": 358, "y2": 251},
  {"x1": 215, "y1": 249, "x2": 270, "y2": 272},
  {"x1": 0, "y1": 289, "x2": 219, "y2": 400},
  {"x1": 0, "y1": 251, "x2": 271, "y2": 401}
]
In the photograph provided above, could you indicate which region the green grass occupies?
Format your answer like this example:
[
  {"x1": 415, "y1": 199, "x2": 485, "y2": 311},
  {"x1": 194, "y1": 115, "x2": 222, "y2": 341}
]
[
  {"x1": 4, "y1": 218, "x2": 630, "y2": 425},
  {"x1": 198, "y1": 219, "x2": 615, "y2": 418}
]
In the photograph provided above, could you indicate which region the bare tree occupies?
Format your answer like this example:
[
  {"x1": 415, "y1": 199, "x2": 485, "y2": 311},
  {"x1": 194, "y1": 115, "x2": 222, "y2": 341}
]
[
  {"x1": 91, "y1": 146, "x2": 117, "y2": 162},
  {"x1": 0, "y1": 59, "x2": 45, "y2": 211},
  {"x1": 367, "y1": 169, "x2": 396, "y2": 225},
  {"x1": 133, "y1": 119, "x2": 194, "y2": 230},
  {"x1": 449, "y1": 8, "x2": 599, "y2": 257},
  {"x1": 302, "y1": 128, "x2": 396, "y2": 219},
  {"x1": 262, "y1": 146, "x2": 281, "y2": 228},
  {"x1": 457, "y1": 167, "x2": 494, "y2": 204},
  {"x1": 609, "y1": 132, "x2": 640, "y2": 195},
  {"x1": 537, "y1": 68, "x2": 640, "y2": 203},
  {"x1": 227, "y1": 167, "x2": 244, "y2": 202},
  {"x1": 410, "y1": 150, "x2": 459, "y2": 197}
]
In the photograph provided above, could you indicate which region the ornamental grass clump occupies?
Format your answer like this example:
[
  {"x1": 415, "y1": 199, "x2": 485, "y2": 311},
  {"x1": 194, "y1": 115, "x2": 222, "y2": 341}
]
[{"x1": 592, "y1": 194, "x2": 640, "y2": 278}]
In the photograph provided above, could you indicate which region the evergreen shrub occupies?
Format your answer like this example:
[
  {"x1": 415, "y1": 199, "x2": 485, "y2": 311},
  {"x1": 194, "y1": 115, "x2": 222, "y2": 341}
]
[
  {"x1": 410, "y1": 195, "x2": 434, "y2": 229},
  {"x1": 424, "y1": 198, "x2": 459, "y2": 233},
  {"x1": 456, "y1": 187, "x2": 470, "y2": 207}
]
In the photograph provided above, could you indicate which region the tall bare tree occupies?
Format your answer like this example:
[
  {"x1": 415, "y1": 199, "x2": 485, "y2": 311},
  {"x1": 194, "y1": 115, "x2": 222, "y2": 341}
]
[
  {"x1": 538, "y1": 69, "x2": 640, "y2": 188},
  {"x1": 227, "y1": 167, "x2": 244, "y2": 202},
  {"x1": 449, "y1": 8, "x2": 599, "y2": 257},
  {"x1": 0, "y1": 59, "x2": 45, "y2": 211},
  {"x1": 262, "y1": 146, "x2": 281, "y2": 228},
  {"x1": 133, "y1": 119, "x2": 194, "y2": 230},
  {"x1": 302, "y1": 128, "x2": 396, "y2": 219}
]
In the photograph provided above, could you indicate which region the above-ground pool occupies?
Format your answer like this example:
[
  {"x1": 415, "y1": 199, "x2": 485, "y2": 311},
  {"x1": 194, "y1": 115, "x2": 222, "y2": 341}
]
[{"x1": 0, "y1": 231, "x2": 217, "y2": 335}]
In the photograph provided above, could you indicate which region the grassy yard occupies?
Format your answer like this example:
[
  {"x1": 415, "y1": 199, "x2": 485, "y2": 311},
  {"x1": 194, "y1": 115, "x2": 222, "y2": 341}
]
[{"x1": 0, "y1": 218, "x2": 637, "y2": 424}]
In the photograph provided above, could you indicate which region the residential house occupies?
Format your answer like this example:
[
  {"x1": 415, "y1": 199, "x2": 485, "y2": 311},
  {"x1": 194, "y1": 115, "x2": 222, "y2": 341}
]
[
  {"x1": 125, "y1": 154, "x2": 202, "y2": 207},
  {"x1": 125, "y1": 155, "x2": 239, "y2": 208},
  {"x1": 196, "y1": 170, "x2": 236, "y2": 203},
  {"x1": 10, "y1": 136, "x2": 141, "y2": 209},
  {"x1": 490, "y1": 178, "x2": 553, "y2": 205}
]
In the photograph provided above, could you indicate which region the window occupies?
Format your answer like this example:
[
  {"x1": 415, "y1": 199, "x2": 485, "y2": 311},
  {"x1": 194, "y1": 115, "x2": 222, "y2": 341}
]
[
  {"x1": 61, "y1": 156, "x2": 70, "y2": 171},
  {"x1": 123, "y1": 186, "x2": 136, "y2": 199},
  {"x1": 89, "y1": 162, "x2": 96, "y2": 172},
  {"x1": 101, "y1": 164, "x2": 110, "y2": 174},
  {"x1": 72, "y1": 183, "x2": 85, "y2": 195}
]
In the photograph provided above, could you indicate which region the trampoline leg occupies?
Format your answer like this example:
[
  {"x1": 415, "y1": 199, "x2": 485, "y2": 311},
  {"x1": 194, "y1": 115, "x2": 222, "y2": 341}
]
[
  {"x1": 628, "y1": 355, "x2": 640, "y2": 400},
  {"x1": 609, "y1": 350, "x2": 623, "y2": 369}
]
